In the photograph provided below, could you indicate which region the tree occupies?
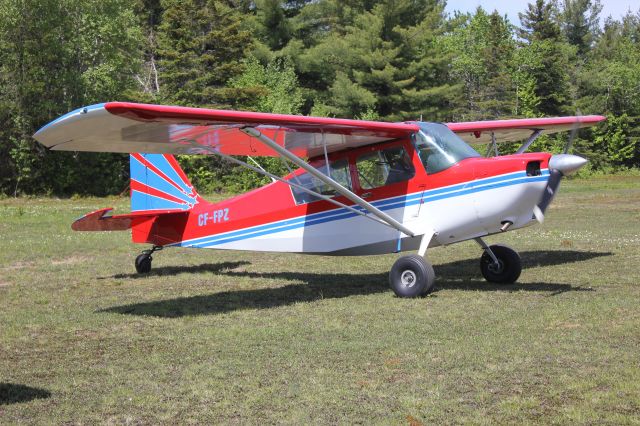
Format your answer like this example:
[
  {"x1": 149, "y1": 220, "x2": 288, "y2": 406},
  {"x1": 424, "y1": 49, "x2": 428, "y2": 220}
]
[
  {"x1": 254, "y1": 0, "x2": 292, "y2": 50},
  {"x1": 518, "y1": 0, "x2": 561, "y2": 42},
  {"x1": 444, "y1": 8, "x2": 516, "y2": 120},
  {"x1": 561, "y1": 0, "x2": 602, "y2": 57},
  {"x1": 294, "y1": 0, "x2": 458, "y2": 121},
  {"x1": 517, "y1": 0, "x2": 572, "y2": 117},
  {"x1": 0, "y1": 0, "x2": 141, "y2": 195},
  {"x1": 576, "y1": 13, "x2": 640, "y2": 168},
  {"x1": 156, "y1": 0, "x2": 253, "y2": 107},
  {"x1": 230, "y1": 56, "x2": 304, "y2": 115}
]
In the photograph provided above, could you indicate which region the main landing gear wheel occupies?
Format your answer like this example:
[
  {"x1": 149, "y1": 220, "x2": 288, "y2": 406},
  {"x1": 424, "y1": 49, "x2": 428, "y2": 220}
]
[
  {"x1": 480, "y1": 244, "x2": 522, "y2": 284},
  {"x1": 134, "y1": 245, "x2": 163, "y2": 274},
  {"x1": 135, "y1": 253, "x2": 152, "y2": 274},
  {"x1": 389, "y1": 254, "x2": 435, "y2": 298}
]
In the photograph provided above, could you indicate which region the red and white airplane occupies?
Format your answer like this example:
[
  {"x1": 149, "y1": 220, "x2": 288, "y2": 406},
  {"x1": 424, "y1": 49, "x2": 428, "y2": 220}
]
[{"x1": 34, "y1": 102, "x2": 604, "y2": 297}]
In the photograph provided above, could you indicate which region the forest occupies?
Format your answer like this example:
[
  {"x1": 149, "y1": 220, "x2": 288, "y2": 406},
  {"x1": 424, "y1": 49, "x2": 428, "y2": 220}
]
[{"x1": 0, "y1": 0, "x2": 638, "y2": 196}]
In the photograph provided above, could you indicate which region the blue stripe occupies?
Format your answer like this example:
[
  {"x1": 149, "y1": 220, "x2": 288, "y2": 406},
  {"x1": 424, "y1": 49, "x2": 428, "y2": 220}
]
[
  {"x1": 130, "y1": 156, "x2": 196, "y2": 212},
  {"x1": 142, "y1": 154, "x2": 193, "y2": 196},
  {"x1": 171, "y1": 172, "x2": 550, "y2": 249},
  {"x1": 131, "y1": 157, "x2": 194, "y2": 204},
  {"x1": 371, "y1": 169, "x2": 549, "y2": 210},
  {"x1": 131, "y1": 190, "x2": 190, "y2": 212},
  {"x1": 36, "y1": 103, "x2": 105, "y2": 134}
]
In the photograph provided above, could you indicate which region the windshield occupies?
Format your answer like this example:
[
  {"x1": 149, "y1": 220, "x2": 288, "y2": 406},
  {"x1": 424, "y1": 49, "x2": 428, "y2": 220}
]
[{"x1": 414, "y1": 123, "x2": 480, "y2": 174}]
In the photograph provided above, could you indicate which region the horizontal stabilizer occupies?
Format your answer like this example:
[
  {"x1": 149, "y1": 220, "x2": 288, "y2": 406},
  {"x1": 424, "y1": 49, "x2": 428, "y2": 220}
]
[
  {"x1": 71, "y1": 207, "x2": 184, "y2": 232},
  {"x1": 72, "y1": 208, "x2": 134, "y2": 231}
]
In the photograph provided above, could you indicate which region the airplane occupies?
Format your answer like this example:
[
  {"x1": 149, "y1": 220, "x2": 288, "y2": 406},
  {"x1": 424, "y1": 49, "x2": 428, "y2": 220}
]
[{"x1": 33, "y1": 102, "x2": 605, "y2": 297}]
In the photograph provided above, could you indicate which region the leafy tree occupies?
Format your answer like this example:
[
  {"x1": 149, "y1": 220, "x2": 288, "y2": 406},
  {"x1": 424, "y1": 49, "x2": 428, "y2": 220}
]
[
  {"x1": 132, "y1": 0, "x2": 163, "y2": 101},
  {"x1": 444, "y1": 8, "x2": 516, "y2": 120},
  {"x1": 0, "y1": 0, "x2": 141, "y2": 195},
  {"x1": 576, "y1": 13, "x2": 640, "y2": 167},
  {"x1": 230, "y1": 56, "x2": 304, "y2": 114}
]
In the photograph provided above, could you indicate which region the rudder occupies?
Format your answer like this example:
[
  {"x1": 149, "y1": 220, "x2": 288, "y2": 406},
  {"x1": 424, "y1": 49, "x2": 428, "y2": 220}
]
[{"x1": 129, "y1": 153, "x2": 199, "y2": 213}]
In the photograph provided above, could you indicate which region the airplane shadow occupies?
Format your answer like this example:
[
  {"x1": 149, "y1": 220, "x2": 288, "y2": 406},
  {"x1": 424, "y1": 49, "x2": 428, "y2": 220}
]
[
  {"x1": 100, "y1": 250, "x2": 611, "y2": 318},
  {"x1": 99, "y1": 261, "x2": 251, "y2": 280},
  {"x1": 0, "y1": 383, "x2": 51, "y2": 405}
]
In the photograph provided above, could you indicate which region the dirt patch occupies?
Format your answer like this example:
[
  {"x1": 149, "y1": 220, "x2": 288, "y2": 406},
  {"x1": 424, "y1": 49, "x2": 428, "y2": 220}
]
[
  {"x1": 0, "y1": 280, "x2": 11, "y2": 288},
  {"x1": 4, "y1": 261, "x2": 35, "y2": 270},
  {"x1": 51, "y1": 255, "x2": 90, "y2": 265}
]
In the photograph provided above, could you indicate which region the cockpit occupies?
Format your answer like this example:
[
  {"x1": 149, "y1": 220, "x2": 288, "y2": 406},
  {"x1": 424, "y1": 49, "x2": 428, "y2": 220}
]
[{"x1": 413, "y1": 122, "x2": 481, "y2": 174}]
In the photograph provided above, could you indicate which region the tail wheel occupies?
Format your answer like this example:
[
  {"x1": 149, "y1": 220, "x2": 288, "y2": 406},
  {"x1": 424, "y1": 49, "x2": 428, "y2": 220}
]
[
  {"x1": 480, "y1": 244, "x2": 521, "y2": 284},
  {"x1": 389, "y1": 254, "x2": 435, "y2": 298},
  {"x1": 135, "y1": 253, "x2": 152, "y2": 274}
]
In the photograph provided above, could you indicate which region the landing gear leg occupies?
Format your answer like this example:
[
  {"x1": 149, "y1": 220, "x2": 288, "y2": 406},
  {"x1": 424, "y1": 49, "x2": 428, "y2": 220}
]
[
  {"x1": 135, "y1": 245, "x2": 163, "y2": 274},
  {"x1": 389, "y1": 231, "x2": 436, "y2": 298},
  {"x1": 475, "y1": 238, "x2": 522, "y2": 284}
]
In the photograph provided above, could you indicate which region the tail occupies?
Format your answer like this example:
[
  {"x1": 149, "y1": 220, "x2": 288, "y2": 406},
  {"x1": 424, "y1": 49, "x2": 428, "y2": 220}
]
[
  {"x1": 129, "y1": 153, "x2": 200, "y2": 213},
  {"x1": 71, "y1": 153, "x2": 199, "y2": 242}
]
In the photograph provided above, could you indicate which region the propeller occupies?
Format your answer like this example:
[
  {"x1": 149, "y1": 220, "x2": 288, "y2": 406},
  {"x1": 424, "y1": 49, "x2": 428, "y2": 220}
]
[{"x1": 533, "y1": 113, "x2": 588, "y2": 223}]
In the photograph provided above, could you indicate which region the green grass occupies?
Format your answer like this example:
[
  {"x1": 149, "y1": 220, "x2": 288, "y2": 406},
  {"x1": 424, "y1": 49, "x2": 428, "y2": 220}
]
[{"x1": 1, "y1": 176, "x2": 640, "y2": 424}]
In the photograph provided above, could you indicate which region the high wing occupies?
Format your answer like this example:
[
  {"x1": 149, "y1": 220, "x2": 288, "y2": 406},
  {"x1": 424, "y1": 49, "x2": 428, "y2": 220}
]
[
  {"x1": 447, "y1": 116, "x2": 606, "y2": 145},
  {"x1": 34, "y1": 102, "x2": 418, "y2": 158},
  {"x1": 34, "y1": 102, "x2": 606, "y2": 157}
]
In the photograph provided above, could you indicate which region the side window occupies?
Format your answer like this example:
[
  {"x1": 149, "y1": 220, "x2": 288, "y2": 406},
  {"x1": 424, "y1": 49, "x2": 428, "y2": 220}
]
[
  {"x1": 290, "y1": 159, "x2": 352, "y2": 204},
  {"x1": 356, "y1": 146, "x2": 415, "y2": 190}
]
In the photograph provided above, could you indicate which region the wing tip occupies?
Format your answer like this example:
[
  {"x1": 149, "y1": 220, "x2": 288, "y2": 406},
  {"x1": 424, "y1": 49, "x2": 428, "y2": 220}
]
[{"x1": 33, "y1": 103, "x2": 108, "y2": 141}]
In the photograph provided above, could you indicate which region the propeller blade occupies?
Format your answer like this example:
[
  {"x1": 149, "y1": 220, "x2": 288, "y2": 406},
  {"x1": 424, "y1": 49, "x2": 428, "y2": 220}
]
[
  {"x1": 534, "y1": 154, "x2": 588, "y2": 223},
  {"x1": 534, "y1": 169, "x2": 563, "y2": 223},
  {"x1": 563, "y1": 110, "x2": 582, "y2": 154}
]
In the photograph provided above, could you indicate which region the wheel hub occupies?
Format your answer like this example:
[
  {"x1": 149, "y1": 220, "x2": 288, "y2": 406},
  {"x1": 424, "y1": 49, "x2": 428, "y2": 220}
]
[
  {"x1": 487, "y1": 259, "x2": 504, "y2": 274},
  {"x1": 400, "y1": 270, "x2": 417, "y2": 288}
]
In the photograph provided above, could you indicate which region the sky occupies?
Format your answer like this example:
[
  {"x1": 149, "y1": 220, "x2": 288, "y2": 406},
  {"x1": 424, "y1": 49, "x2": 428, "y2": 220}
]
[{"x1": 445, "y1": 0, "x2": 639, "y2": 26}]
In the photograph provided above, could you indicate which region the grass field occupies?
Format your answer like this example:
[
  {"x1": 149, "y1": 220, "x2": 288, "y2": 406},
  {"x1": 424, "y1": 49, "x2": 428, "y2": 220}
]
[{"x1": 1, "y1": 176, "x2": 639, "y2": 424}]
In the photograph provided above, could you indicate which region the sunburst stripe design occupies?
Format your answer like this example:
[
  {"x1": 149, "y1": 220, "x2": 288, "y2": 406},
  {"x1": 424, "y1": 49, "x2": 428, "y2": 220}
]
[{"x1": 130, "y1": 153, "x2": 198, "y2": 212}]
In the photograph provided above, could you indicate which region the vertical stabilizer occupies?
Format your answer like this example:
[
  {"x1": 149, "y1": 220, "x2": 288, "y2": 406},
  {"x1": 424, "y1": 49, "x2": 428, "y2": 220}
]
[{"x1": 129, "y1": 153, "x2": 199, "y2": 213}]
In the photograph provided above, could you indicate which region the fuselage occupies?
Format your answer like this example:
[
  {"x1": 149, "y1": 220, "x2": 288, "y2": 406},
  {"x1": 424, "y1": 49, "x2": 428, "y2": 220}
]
[{"x1": 134, "y1": 128, "x2": 552, "y2": 256}]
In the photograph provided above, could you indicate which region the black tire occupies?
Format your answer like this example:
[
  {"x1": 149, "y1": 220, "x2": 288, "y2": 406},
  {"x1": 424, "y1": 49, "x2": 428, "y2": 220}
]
[
  {"x1": 389, "y1": 254, "x2": 435, "y2": 298},
  {"x1": 480, "y1": 244, "x2": 521, "y2": 284},
  {"x1": 135, "y1": 254, "x2": 152, "y2": 274}
]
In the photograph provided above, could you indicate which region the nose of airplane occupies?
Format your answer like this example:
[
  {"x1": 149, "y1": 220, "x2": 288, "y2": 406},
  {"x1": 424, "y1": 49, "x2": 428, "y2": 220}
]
[
  {"x1": 534, "y1": 154, "x2": 588, "y2": 222},
  {"x1": 548, "y1": 154, "x2": 588, "y2": 175}
]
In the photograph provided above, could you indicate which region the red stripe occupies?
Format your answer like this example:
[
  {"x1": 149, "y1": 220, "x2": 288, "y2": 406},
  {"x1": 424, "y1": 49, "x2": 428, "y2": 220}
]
[
  {"x1": 105, "y1": 102, "x2": 418, "y2": 138},
  {"x1": 130, "y1": 179, "x2": 189, "y2": 206},
  {"x1": 165, "y1": 154, "x2": 193, "y2": 190},
  {"x1": 131, "y1": 153, "x2": 191, "y2": 196},
  {"x1": 447, "y1": 116, "x2": 606, "y2": 132}
]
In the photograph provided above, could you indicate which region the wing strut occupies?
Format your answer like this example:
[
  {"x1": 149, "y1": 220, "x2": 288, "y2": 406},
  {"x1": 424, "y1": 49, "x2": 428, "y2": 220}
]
[
  {"x1": 183, "y1": 140, "x2": 394, "y2": 229},
  {"x1": 240, "y1": 127, "x2": 416, "y2": 237},
  {"x1": 515, "y1": 129, "x2": 543, "y2": 154}
]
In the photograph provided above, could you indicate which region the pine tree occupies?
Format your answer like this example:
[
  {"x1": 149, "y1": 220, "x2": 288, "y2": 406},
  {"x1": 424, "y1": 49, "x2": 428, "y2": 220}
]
[
  {"x1": 255, "y1": 0, "x2": 292, "y2": 50},
  {"x1": 294, "y1": 0, "x2": 457, "y2": 121},
  {"x1": 517, "y1": 0, "x2": 571, "y2": 116},
  {"x1": 518, "y1": 0, "x2": 561, "y2": 42},
  {"x1": 561, "y1": 0, "x2": 602, "y2": 57},
  {"x1": 157, "y1": 0, "x2": 253, "y2": 107}
]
